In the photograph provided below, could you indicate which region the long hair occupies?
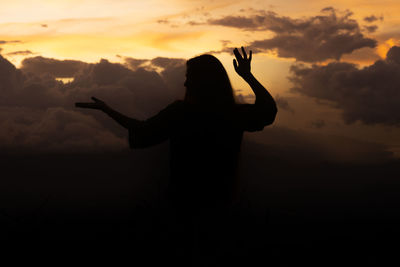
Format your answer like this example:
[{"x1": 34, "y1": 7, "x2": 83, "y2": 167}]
[{"x1": 184, "y1": 54, "x2": 235, "y2": 108}]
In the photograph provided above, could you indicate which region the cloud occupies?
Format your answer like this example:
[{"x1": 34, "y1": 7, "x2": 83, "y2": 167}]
[
  {"x1": 289, "y1": 46, "x2": 400, "y2": 125},
  {"x1": 310, "y1": 119, "x2": 326, "y2": 129},
  {"x1": 206, "y1": 8, "x2": 377, "y2": 62},
  {"x1": 250, "y1": 8, "x2": 377, "y2": 62},
  {"x1": 21, "y1": 56, "x2": 88, "y2": 78},
  {"x1": 0, "y1": 54, "x2": 186, "y2": 153},
  {"x1": 157, "y1": 19, "x2": 170, "y2": 24},
  {"x1": 119, "y1": 56, "x2": 149, "y2": 70},
  {"x1": 5, "y1": 50, "x2": 35, "y2": 56},
  {"x1": 150, "y1": 57, "x2": 186, "y2": 69},
  {"x1": 274, "y1": 95, "x2": 294, "y2": 113},
  {"x1": 363, "y1": 15, "x2": 383, "y2": 23},
  {"x1": 120, "y1": 56, "x2": 187, "y2": 103},
  {"x1": 208, "y1": 15, "x2": 265, "y2": 30},
  {"x1": 0, "y1": 55, "x2": 23, "y2": 97},
  {"x1": 0, "y1": 51, "x2": 396, "y2": 164},
  {"x1": 0, "y1": 107, "x2": 126, "y2": 154},
  {"x1": 0, "y1": 40, "x2": 21, "y2": 45},
  {"x1": 363, "y1": 25, "x2": 378, "y2": 33},
  {"x1": 150, "y1": 57, "x2": 186, "y2": 96}
]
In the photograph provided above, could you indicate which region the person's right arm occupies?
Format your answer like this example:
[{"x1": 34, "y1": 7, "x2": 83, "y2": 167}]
[
  {"x1": 75, "y1": 97, "x2": 140, "y2": 129},
  {"x1": 75, "y1": 97, "x2": 181, "y2": 148}
]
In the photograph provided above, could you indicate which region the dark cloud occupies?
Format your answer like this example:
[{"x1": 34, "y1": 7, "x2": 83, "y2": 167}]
[
  {"x1": 204, "y1": 40, "x2": 238, "y2": 55},
  {"x1": 67, "y1": 57, "x2": 185, "y2": 121},
  {"x1": 233, "y1": 91, "x2": 255, "y2": 104},
  {"x1": 151, "y1": 57, "x2": 185, "y2": 68},
  {"x1": 187, "y1": 21, "x2": 203, "y2": 26},
  {"x1": 363, "y1": 15, "x2": 383, "y2": 23},
  {"x1": 0, "y1": 55, "x2": 67, "y2": 109},
  {"x1": 156, "y1": 18, "x2": 180, "y2": 28},
  {"x1": 149, "y1": 57, "x2": 186, "y2": 101},
  {"x1": 274, "y1": 95, "x2": 294, "y2": 113},
  {"x1": 237, "y1": 94, "x2": 295, "y2": 113},
  {"x1": 289, "y1": 46, "x2": 400, "y2": 125},
  {"x1": 117, "y1": 57, "x2": 187, "y2": 102},
  {"x1": 21, "y1": 56, "x2": 88, "y2": 78},
  {"x1": 5, "y1": 50, "x2": 35, "y2": 56},
  {"x1": 363, "y1": 25, "x2": 378, "y2": 33},
  {"x1": 208, "y1": 15, "x2": 265, "y2": 30},
  {"x1": 310, "y1": 119, "x2": 326, "y2": 129},
  {"x1": 220, "y1": 40, "x2": 231, "y2": 47},
  {"x1": 250, "y1": 8, "x2": 376, "y2": 62},
  {"x1": 320, "y1": 7, "x2": 336, "y2": 13},
  {"x1": 0, "y1": 107, "x2": 126, "y2": 153},
  {"x1": 0, "y1": 55, "x2": 24, "y2": 96},
  {"x1": 0, "y1": 40, "x2": 21, "y2": 44},
  {"x1": 206, "y1": 8, "x2": 377, "y2": 62},
  {"x1": 204, "y1": 46, "x2": 235, "y2": 55},
  {"x1": 0, "y1": 51, "x2": 396, "y2": 164},
  {"x1": 157, "y1": 19, "x2": 170, "y2": 25},
  {"x1": 235, "y1": 94, "x2": 247, "y2": 104},
  {"x1": 120, "y1": 57, "x2": 149, "y2": 70},
  {"x1": 386, "y1": 46, "x2": 400, "y2": 64},
  {"x1": 0, "y1": 55, "x2": 186, "y2": 152}
]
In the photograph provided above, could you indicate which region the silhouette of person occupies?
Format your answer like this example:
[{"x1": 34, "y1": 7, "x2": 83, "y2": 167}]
[{"x1": 76, "y1": 47, "x2": 277, "y2": 263}]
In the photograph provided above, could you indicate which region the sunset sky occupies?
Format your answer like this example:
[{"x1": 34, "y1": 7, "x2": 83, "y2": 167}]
[{"x1": 1, "y1": 0, "x2": 400, "y2": 161}]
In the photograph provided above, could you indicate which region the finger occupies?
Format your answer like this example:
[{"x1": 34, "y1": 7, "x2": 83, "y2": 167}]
[
  {"x1": 233, "y1": 59, "x2": 238, "y2": 71},
  {"x1": 233, "y1": 48, "x2": 243, "y2": 62},
  {"x1": 241, "y1": 46, "x2": 247, "y2": 60},
  {"x1": 249, "y1": 50, "x2": 252, "y2": 62}
]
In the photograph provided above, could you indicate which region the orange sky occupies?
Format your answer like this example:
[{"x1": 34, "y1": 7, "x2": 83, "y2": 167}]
[
  {"x1": 1, "y1": 0, "x2": 399, "y2": 95},
  {"x1": 1, "y1": 0, "x2": 399, "y2": 62},
  {"x1": 1, "y1": 0, "x2": 400, "y2": 157}
]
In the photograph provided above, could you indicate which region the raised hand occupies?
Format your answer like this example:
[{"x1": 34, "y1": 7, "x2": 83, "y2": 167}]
[
  {"x1": 75, "y1": 97, "x2": 107, "y2": 111},
  {"x1": 233, "y1": 46, "x2": 252, "y2": 79}
]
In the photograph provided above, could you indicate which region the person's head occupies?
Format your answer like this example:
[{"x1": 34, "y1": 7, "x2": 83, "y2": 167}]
[{"x1": 184, "y1": 54, "x2": 235, "y2": 107}]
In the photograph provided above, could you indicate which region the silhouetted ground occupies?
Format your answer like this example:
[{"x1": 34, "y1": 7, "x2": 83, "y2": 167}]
[{"x1": 0, "y1": 141, "x2": 399, "y2": 265}]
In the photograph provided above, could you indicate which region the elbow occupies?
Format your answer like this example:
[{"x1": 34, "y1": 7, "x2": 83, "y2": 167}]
[
  {"x1": 258, "y1": 104, "x2": 277, "y2": 129},
  {"x1": 246, "y1": 105, "x2": 278, "y2": 132},
  {"x1": 265, "y1": 104, "x2": 278, "y2": 126}
]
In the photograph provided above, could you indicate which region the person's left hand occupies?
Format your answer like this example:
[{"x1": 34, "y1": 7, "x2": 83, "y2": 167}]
[{"x1": 233, "y1": 46, "x2": 252, "y2": 79}]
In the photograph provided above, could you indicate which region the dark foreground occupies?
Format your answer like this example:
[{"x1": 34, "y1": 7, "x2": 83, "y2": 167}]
[{"x1": 1, "y1": 142, "x2": 399, "y2": 265}]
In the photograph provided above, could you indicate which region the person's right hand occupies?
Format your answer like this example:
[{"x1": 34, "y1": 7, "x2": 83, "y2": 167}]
[{"x1": 75, "y1": 97, "x2": 107, "y2": 110}]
